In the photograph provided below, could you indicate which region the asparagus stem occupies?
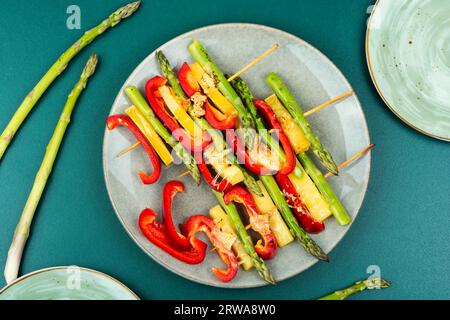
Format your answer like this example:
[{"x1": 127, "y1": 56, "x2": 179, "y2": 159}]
[
  {"x1": 260, "y1": 175, "x2": 328, "y2": 261},
  {"x1": 230, "y1": 77, "x2": 303, "y2": 179},
  {"x1": 4, "y1": 54, "x2": 99, "y2": 284},
  {"x1": 0, "y1": 1, "x2": 141, "y2": 161},
  {"x1": 214, "y1": 191, "x2": 275, "y2": 284},
  {"x1": 266, "y1": 73, "x2": 339, "y2": 175},
  {"x1": 297, "y1": 152, "x2": 351, "y2": 225},
  {"x1": 155, "y1": 51, "x2": 262, "y2": 195},
  {"x1": 318, "y1": 278, "x2": 391, "y2": 300},
  {"x1": 188, "y1": 39, "x2": 256, "y2": 147},
  {"x1": 124, "y1": 86, "x2": 201, "y2": 185}
]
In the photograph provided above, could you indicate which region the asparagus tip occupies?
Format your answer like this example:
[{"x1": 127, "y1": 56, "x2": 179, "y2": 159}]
[{"x1": 81, "y1": 53, "x2": 98, "y2": 79}]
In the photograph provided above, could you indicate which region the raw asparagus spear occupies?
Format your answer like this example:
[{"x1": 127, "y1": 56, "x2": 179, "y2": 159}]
[
  {"x1": 298, "y1": 152, "x2": 351, "y2": 225},
  {"x1": 260, "y1": 175, "x2": 328, "y2": 261},
  {"x1": 4, "y1": 54, "x2": 98, "y2": 284},
  {"x1": 124, "y1": 86, "x2": 201, "y2": 185},
  {"x1": 0, "y1": 1, "x2": 141, "y2": 161},
  {"x1": 266, "y1": 73, "x2": 338, "y2": 175},
  {"x1": 214, "y1": 191, "x2": 275, "y2": 284},
  {"x1": 318, "y1": 278, "x2": 391, "y2": 300},
  {"x1": 155, "y1": 51, "x2": 262, "y2": 196}
]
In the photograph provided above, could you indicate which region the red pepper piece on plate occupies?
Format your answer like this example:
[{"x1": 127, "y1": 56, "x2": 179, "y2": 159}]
[
  {"x1": 145, "y1": 76, "x2": 211, "y2": 152},
  {"x1": 183, "y1": 215, "x2": 238, "y2": 282},
  {"x1": 178, "y1": 63, "x2": 200, "y2": 97},
  {"x1": 162, "y1": 181, "x2": 192, "y2": 249},
  {"x1": 224, "y1": 185, "x2": 277, "y2": 260},
  {"x1": 225, "y1": 129, "x2": 276, "y2": 176},
  {"x1": 253, "y1": 99, "x2": 296, "y2": 175},
  {"x1": 106, "y1": 115, "x2": 161, "y2": 184},
  {"x1": 204, "y1": 101, "x2": 236, "y2": 130},
  {"x1": 194, "y1": 152, "x2": 233, "y2": 193},
  {"x1": 275, "y1": 173, "x2": 325, "y2": 234},
  {"x1": 139, "y1": 208, "x2": 207, "y2": 264}
]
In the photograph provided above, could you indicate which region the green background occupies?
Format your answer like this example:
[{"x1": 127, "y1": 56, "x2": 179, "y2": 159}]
[{"x1": 0, "y1": 0, "x2": 449, "y2": 300}]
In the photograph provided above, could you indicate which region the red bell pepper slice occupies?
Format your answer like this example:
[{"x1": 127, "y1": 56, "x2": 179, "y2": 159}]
[
  {"x1": 139, "y1": 208, "x2": 207, "y2": 264},
  {"x1": 145, "y1": 76, "x2": 211, "y2": 152},
  {"x1": 225, "y1": 129, "x2": 276, "y2": 176},
  {"x1": 183, "y1": 215, "x2": 238, "y2": 282},
  {"x1": 253, "y1": 99, "x2": 296, "y2": 175},
  {"x1": 194, "y1": 152, "x2": 233, "y2": 193},
  {"x1": 275, "y1": 173, "x2": 325, "y2": 234},
  {"x1": 178, "y1": 63, "x2": 201, "y2": 97},
  {"x1": 106, "y1": 115, "x2": 161, "y2": 184},
  {"x1": 224, "y1": 186, "x2": 277, "y2": 260},
  {"x1": 162, "y1": 181, "x2": 192, "y2": 249},
  {"x1": 204, "y1": 101, "x2": 236, "y2": 130}
]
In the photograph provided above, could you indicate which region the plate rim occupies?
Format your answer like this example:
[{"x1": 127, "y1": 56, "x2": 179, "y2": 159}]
[
  {"x1": 366, "y1": 0, "x2": 450, "y2": 142},
  {"x1": 102, "y1": 22, "x2": 372, "y2": 288},
  {"x1": 0, "y1": 266, "x2": 140, "y2": 300}
]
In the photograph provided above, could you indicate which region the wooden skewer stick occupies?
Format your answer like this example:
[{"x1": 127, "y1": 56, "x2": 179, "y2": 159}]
[
  {"x1": 227, "y1": 44, "x2": 280, "y2": 82},
  {"x1": 177, "y1": 170, "x2": 191, "y2": 178},
  {"x1": 115, "y1": 141, "x2": 140, "y2": 158},
  {"x1": 323, "y1": 144, "x2": 375, "y2": 179},
  {"x1": 304, "y1": 90, "x2": 354, "y2": 117}
]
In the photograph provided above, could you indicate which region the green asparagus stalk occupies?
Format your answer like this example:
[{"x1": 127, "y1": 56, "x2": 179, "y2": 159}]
[
  {"x1": 124, "y1": 86, "x2": 201, "y2": 185},
  {"x1": 188, "y1": 39, "x2": 256, "y2": 147},
  {"x1": 318, "y1": 278, "x2": 391, "y2": 300},
  {"x1": 214, "y1": 191, "x2": 275, "y2": 284},
  {"x1": 4, "y1": 54, "x2": 98, "y2": 284},
  {"x1": 298, "y1": 152, "x2": 351, "y2": 225},
  {"x1": 155, "y1": 51, "x2": 262, "y2": 196},
  {"x1": 260, "y1": 175, "x2": 328, "y2": 261},
  {"x1": 0, "y1": 1, "x2": 141, "y2": 162},
  {"x1": 230, "y1": 77, "x2": 303, "y2": 179},
  {"x1": 266, "y1": 73, "x2": 339, "y2": 175}
]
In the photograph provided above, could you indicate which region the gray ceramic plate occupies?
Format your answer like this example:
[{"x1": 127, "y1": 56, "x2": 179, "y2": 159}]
[
  {"x1": 0, "y1": 267, "x2": 139, "y2": 300},
  {"x1": 103, "y1": 23, "x2": 371, "y2": 288},
  {"x1": 367, "y1": 0, "x2": 450, "y2": 141}
]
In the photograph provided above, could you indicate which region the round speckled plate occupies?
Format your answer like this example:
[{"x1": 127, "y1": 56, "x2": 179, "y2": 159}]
[
  {"x1": 0, "y1": 267, "x2": 139, "y2": 300},
  {"x1": 103, "y1": 23, "x2": 371, "y2": 288},
  {"x1": 367, "y1": 0, "x2": 450, "y2": 141}
]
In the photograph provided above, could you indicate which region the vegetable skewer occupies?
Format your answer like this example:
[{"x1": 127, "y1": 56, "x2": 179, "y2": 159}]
[
  {"x1": 0, "y1": 1, "x2": 141, "y2": 161},
  {"x1": 4, "y1": 54, "x2": 99, "y2": 284},
  {"x1": 214, "y1": 191, "x2": 275, "y2": 284},
  {"x1": 124, "y1": 86, "x2": 201, "y2": 185},
  {"x1": 318, "y1": 278, "x2": 391, "y2": 300},
  {"x1": 156, "y1": 51, "x2": 262, "y2": 196},
  {"x1": 187, "y1": 41, "x2": 327, "y2": 260},
  {"x1": 266, "y1": 73, "x2": 339, "y2": 175}
]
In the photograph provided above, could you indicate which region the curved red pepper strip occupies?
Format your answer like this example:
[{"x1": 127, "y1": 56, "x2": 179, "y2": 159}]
[
  {"x1": 253, "y1": 99, "x2": 296, "y2": 175},
  {"x1": 162, "y1": 181, "x2": 192, "y2": 249},
  {"x1": 225, "y1": 129, "x2": 276, "y2": 176},
  {"x1": 145, "y1": 76, "x2": 211, "y2": 152},
  {"x1": 275, "y1": 173, "x2": 325, "y2": 234},
  {"x1": 178, "y1": 63, "x2": 200, "y2": 97},
  {"x1": 204, "y1": 101, "x2": 236, "y2": 130},
  {"x1": 224, "y1": 186, "x2": 277, "y2": 260},
  {"x1": 139, "y1": 209, "x2": 207, "y2": 265},
  {"x1": 106, "y1": 115, "x2": 161, "y2": 184},
  {"x1": 194, "y1": 152, "x2": 233, "y2": 193},
  {"x1": 183, "y1": 215, "x2": 238, "y2": 282}
]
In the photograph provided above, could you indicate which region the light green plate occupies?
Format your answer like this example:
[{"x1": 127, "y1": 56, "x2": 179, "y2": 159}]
[
  {"x1": 367, "y1": 0, "x2": 450, "y2": 141},
  {"x1": 0, "y1": 267, "x2": 139, "y2": 300}
]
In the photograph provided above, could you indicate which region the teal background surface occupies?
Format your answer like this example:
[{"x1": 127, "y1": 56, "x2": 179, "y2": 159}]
[{"x1": 0, "y1": 0, "x2": 449, "y2": 300}]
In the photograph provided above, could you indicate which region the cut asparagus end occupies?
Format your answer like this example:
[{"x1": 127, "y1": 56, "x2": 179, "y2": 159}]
[{"x1": 4, "y1": 232, "x2": 27, "y2": 284}]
